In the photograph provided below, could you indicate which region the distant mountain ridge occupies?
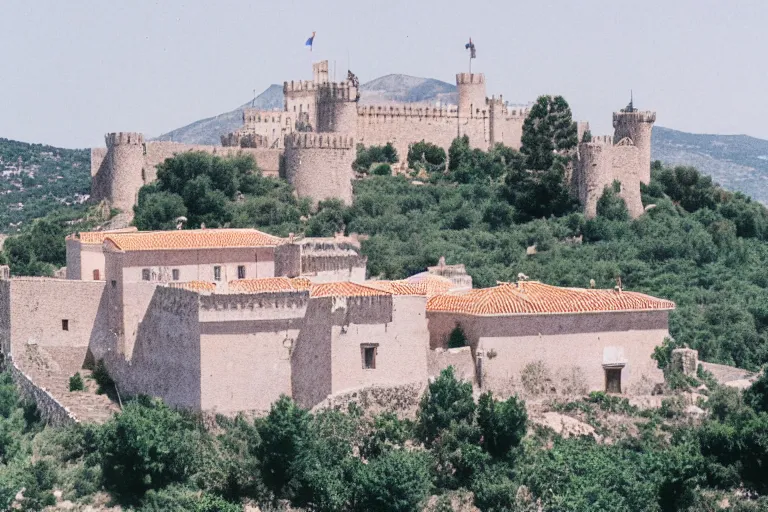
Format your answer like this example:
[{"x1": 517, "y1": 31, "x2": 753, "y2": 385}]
[
  {"x1": 651, "y1": 127, "x2": 768, "y2": 203},
  {"x1": 154, "y1": 75, "x2": 458, "y2": 146}
]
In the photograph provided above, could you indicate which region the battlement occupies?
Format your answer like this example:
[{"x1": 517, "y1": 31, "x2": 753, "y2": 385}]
[
  {"x1": 243, "y1": 109, "x2": 288, "y2": 125},
  {"x1": 284, "y1": 80, "x2": 318, "y2": 93},
  {"x1": 317, "y1": 82, "x2": 357, "y2": 101},
  {"x1": 284, "y1": 133, "x2": 355, "y2": 150},
  {"x1": 105, "y1": 132, "x2": 144, "y2": 147},
  {"x1": 357, "y1": 104, "x2": 459, "y2": 119},
  {"x1": 456, "y1": 73, "x2": 485, "y2": 85},
  {"x1": 588, "y1": 134, "x2": 614, "y2": 146},
  {"x1": 613, "y1": 110, "x2": 656, "y2": 125}
]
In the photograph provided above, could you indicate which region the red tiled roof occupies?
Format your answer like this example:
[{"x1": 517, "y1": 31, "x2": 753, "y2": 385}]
[
  {"x1": 405, "y1": 274, "x2": 455, "y2": 296},
  {"x1": 104, "y1": 229, "x2": 283, "y2": 251},
  {"x1": 365, "y1": 280, "x2": 426, "y2": 296},
  {"x1": 426, "y1": 281, "x2": 675, "y2": 316},
  {"x1": 169, "y1": 280, "x2": 217, "y2": 292},
  {"x1": 228, "y1": 277, "x2": 312, "y2": 293},
  {"x1": 68, "y1": 227, "x2": 139, "y2": 244},
  {"x1": 310, "y1": 281, "x2": 391, "y2": 298}
]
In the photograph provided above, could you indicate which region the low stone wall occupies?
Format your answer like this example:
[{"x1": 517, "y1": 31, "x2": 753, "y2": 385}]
[
  {"x1": 7, "y1": 362, "x2": 76, "y2": 426},
  {"x1": 311, "y1": 381, "x2": 426, "y2": 417},
  {"x1": 428, "y1": 347, "x2": 476, "y2": 383}
]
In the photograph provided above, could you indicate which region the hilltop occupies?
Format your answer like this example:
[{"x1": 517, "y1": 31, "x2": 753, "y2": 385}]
[
  {"x1": 0, "y1": 138, "x2": 90, "y2": 232},
  {"x1": 651, "y1": 126, "x2": 768, "y2": 203}
]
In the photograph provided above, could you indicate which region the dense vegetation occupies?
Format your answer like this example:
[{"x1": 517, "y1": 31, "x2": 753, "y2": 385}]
[
  {"x1": 0, "y1": 139, "x2": 90, "y2": 232},
  {"x1": 2, "y1": 366, "x2": 768, "y2": 510}
]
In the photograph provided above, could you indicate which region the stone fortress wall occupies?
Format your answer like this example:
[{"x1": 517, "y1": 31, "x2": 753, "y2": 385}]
[
  {"x1": 91, "y1": 58, "x2": 655, "y2": 219},
  {"x1": 283, "y1": 133, "x2": 356, "y2": 205}
]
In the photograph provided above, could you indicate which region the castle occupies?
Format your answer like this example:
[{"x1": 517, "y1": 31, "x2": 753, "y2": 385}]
[
  {"x1": 0, "y1": 226, "x2": 674, "y2": 421},
  {"x1": 91, "y1": 60, "x2": 655, "y2": 218}
]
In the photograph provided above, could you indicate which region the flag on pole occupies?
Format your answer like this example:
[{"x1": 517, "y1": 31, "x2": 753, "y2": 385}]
[
  {"x1": 465, "y1": 38, "x2": 476, "y2": 59},
  {"x1": 305, "y1": 31, "x2": 316, "y2": 51}
]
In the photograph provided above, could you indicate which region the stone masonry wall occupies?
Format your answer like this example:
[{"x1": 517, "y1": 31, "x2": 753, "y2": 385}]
[
  {"x1": 8, "y1": 362, "x2": 75, "y2": 426},
  {"x1": 284, "y1": 133, "x2": 356, "y2": 206}
]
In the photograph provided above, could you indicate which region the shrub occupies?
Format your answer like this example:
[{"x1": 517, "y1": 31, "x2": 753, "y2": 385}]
[
  {"x1": 520, "y1": 361, "x2": 554, "y2": 395},
  {"x1": 68, "y1": 372, "x2": 84, "y2": 392},
  {"x1": 476, "y1": 392, "x2": 527, "y2": 458},
  {"x1": 416, "y1": 367, "x2": 475, "y2": 446},
  {"x1": 92, "y1": 359, "x2": 114, "y2": 395},
  {"x1": 371, "y1": 163, "x2": 392, "y2": 176},
  {"x1": 353, "y1": 449, "x2": 431, "y2": 512},
  {"x1": 256, "y1": 395, "x2": 311, "y2": 500},
  {"x1": 447, "y1": 325, "x2": 468, "y2": 349},
  {"x1": 98, "y1": 396, "x2": 202, "y2": 502}
]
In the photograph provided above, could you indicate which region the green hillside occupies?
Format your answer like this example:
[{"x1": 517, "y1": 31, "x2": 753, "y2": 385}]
[{"x1": 0, "y1": 138, "x2": 90, "y2": 232}]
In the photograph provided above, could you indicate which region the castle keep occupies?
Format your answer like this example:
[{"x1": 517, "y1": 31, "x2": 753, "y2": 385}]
[{"x1": 91, "y1": 60, "x2": 655, "y2": 217}]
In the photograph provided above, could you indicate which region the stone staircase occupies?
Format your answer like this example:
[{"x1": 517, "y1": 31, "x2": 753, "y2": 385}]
[{"x1": 15, "y1": 345, "x2": 120, "y2": 424}]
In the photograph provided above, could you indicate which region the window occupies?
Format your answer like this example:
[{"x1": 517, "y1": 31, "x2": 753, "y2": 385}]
[
  {"x1": 213, "y1": 266, "x2": 222, "y2": 281},
  {"x1": 111, "y1": 280, "x2": 116, "y2": 288},
  {"x1": 604, "y1": 367, "x2": 623, "y2": 394},
  {"x1": 361, "y1": 344, "x2": 378, "y2": 369},
  {"x1": 172, "y1": 269, "x2": 180, "y2": 281},
  {"x1": 142, "y1": 269, "x2": 150, "y2": 281},
  {"x1": 237, "y1": 265, "x2": 246, "y2": 279},
  {"x1": 92, "y1": 269, "x2": 100, "y2": 281},
  {"x1": 61, "y1": 319, "x2": 69, "y2": 331}
]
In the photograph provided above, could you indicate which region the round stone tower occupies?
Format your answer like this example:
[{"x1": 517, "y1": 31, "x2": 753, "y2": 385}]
[
  {"x1": 105, "y1": 132, "x2": 145, "y2": 211},
  {"x1": 575, "y1": 142, "x2": 610, "y2": 219},
  {"x1": 456, "y1": 73, "x2": 486, "y2": 119},
  {"x1": 316, "y1": 82, "x2": 359, "y2": 135},
  {"x1": 284, "y1": 133, "x2": 356, "y2": 206},
  {"x1": 612, "y1": 110, "x2": 656, "y2": 184}
]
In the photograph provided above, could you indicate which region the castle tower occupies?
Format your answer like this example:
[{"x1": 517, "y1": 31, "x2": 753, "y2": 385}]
[
  {"x1": 316, "y1": 81, "x2": 359, "y2": 134},
  {"x1": 313, "y1": 61, "x2": 329, "y2": 84},
  {"x1": 576, "y1": 138, "x2": 644, "y2": 219},
  {"x1": 93, "y1": 133, "x2": 146, "y2": 211},
  {"x1": 283, "y1": 133, "x2": 356, "y2": 206},
  {"x1": 612, "y1": 109, "x2": 656, "y2": 185},
  {"x1": 456, "y1": 73, "x2": 486, "y2": 120}
]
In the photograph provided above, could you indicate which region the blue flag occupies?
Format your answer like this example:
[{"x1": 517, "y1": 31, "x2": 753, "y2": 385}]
[{"x1": 305, "y1": 31, "x2": 316, "y2": 51}]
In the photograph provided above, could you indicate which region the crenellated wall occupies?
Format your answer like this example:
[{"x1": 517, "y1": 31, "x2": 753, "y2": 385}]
[
  {"x1": 283, "y1": 133, "x2": 356, "y2": 206},
  {"x1": 613, "y1": 110, "x2": 656, "y2": 185},
  {"x1": 575, "y1": 136, "x2": 644, "y2": 219},
  {"x1": 91, "y1": 135, "x2": 283, "y2": 212}
]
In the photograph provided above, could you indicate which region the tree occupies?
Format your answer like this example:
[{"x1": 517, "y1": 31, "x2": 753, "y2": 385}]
[
  {"x1": 596, "y1": 181, "x2": 630, "y2": 221},
  {"x1": 447, "y1": 325, "x2": 468, "y2": 348},
  {"x1": 132, "y1": 190, "x2": 187, "y2": 230},
  {"x1": 416, "y1": 366, "x2": 475, "y2": 446},
  {"x1": 256, "y1": 395, "x2": 311, "y2": 500},
  {"x1": 98, "y1": 396, "x2": 201, "y2": 503},
  {"x1": 476, "y1": 392, "x2": 527, "y2": 458},
  {"x1": 520, "y1": 95, "x2": 578, "y2": 171},
  {"x1": 407, "y1": 140, "x2": 446, "y2": 173},
  {"x1": 352, "y1": 449, "x2": 431, "y2": 512}
]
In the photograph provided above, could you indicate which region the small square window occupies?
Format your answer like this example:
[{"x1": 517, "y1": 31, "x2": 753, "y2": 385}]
[
  {"x1": 172, "y1": 269, "x2": 180, "y2": 281},
  {"x1": 61, "y1": 319, "x2": 69, "y2": 331},
  {"x1": 213, "y1": 266, "x2": 222, "y2": 281},
  {"x1": 92, "y1": 269, "x2": 100, "y2": 280},
  {"x1": 142, "y1": 269, "x2": 150, "y2": 281},
  {"x1": 237, "y1": 265, "x2": 246, "y2": 279},
  {"x1": 361, "y1": 345, "x2": 377, "y2": 369}
]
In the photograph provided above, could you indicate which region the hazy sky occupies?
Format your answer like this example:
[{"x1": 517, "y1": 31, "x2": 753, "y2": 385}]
[{"x1": 2, "y1": 0, "x2": 767, "y2": 148}]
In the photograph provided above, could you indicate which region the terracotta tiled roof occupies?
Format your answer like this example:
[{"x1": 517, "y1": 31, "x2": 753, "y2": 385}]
[
  {"x1": 169, "y1": 280, "x2": 217, "y2": 292},
  {"x1": 426, "y1": 281, "x2": 675, "y2": 316},
  {"x1": 365, "y1": 280, "x2": 426, "y2": 296},
  {"x1": 104, "y1": 229, "x2": 283, "y2": 251},
  {"x1": 310, "y1": 281, "x2": 391, "y2": 298},
  {"x1": 228, "y1": 277, "x2": 312, "y2": 293},
  {"x1": 405, "y1": 274, "x2": 455, "y2": 296},
  {"x1": 68, "y1": 227, "x2": 139, "y2": 244}
]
